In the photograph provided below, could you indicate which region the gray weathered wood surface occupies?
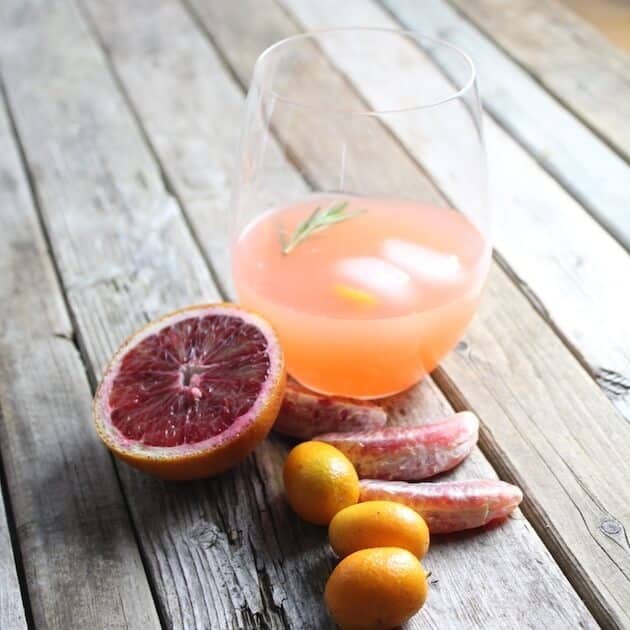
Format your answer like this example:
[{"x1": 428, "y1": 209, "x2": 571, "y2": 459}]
[
  {"x1": 78, "y1": 0, "x2": 598, "y2": 627},
  {"x1": 448, "y1": 0, "x2": 630, "y2": 162},
  {"x1": 179, "y1": 0, "x2": 630, "y2": 625},
  {"x1": 0, "y1": 19, "x2": 161, "y2": 630},
  {"x1": 0, "y1": 0, "x2": 628, "y2": 627}
]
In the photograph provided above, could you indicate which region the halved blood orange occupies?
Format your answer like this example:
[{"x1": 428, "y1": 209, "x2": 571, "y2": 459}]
[{"x1": 93, "y1": 304, "x2": 286, "y2": 480}]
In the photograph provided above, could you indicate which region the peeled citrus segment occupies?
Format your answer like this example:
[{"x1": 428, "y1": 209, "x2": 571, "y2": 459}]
[
  {"x1": 273, "y1": 379, "x2": 387, "y2": 439},
  {"x1": 333, "y1": 283, "x2": 377, "y2": 306},
  {"x1": 359, "y1": 478, "x2": 523, "y2": 533},
  {"x1": 93, "y1": 304, "x2": 286, "y2": 480},
  {"x1": 315, "y1": 412, "x2": 478, "y2": 481}
]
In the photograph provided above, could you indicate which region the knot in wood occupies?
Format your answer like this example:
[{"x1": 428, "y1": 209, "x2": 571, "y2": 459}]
[
  {"x1": 599, "y1": 517, "x2": 622, "y2": 536},
  {"x1": 188, "y1": 521, "x2": 221, "y2": 548}
]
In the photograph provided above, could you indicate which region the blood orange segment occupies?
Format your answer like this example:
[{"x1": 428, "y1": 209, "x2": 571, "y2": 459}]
[
  {"x1": 93, "y1": 304, "x2": 286, "y2": 479},
  {"x1": 315, "y1": 412, "x2": 478, "y2": 481},
  {"x1": 274, "y1": 379, "x2": 387, "y2": 439},
  {"x1": 359, "y1": 478, "x2": 523, "y2": 533}
]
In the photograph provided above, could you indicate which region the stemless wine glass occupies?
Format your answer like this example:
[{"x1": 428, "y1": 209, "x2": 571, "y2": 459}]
[{"x1": 231, "y1": 29, "x2": 490, "y2": 399}]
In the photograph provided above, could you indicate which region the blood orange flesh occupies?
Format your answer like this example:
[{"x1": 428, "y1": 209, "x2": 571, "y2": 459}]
[{"x1": 93, "y1": 304, "x2": 286, "y2": 479}]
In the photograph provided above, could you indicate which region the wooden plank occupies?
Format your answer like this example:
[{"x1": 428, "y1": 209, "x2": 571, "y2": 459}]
[
  {"x1": 183, "y1": 0, "x2": 630, "y2": 626},
  {"x1": 282, "y1": 0, "x2": 630, "y2": 422},
  {"x1": 383, "y1": 0, "x2": 630, "y2": 249},
  {"x1": 0, "y1": 66, "x2": 159, "y2": 629},
  {"x1": 558, "y1": 0, "x2": 630, "y2": 53},
  {"x1": 0, "y1": 473, "x2": 27, "y2": 629},
  {"x1": 446, "y1": 0, "x2": 630, "y2": 162},
  {"x1": 1, "y1": 0, "x2": 335, "y2": 628},
  {"x1": 80, "y1": 0, "x2": 598, "y2": 627},
  {"x1": 83, "y1": 0, "x2": 309, "y2": 299}
]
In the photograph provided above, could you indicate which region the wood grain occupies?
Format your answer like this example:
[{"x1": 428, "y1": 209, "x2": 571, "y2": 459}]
[
  {"x1": 447, "y1": 0, "x2": 630, "y2": 162},
  {"x1": 0, "y1": 61, "x2": 159, "y2": 629},
  {"x1": 81, "y1": 0, "x2": 597, "y2": 626},
  {"x1": 186, "y1": 0, "x2": 630, "y2": 626},
  {"x1": 383, "y1": 0, "x2": 630, "y2": 249},
  {"x1": 285, "y1": 0, "x2": 630, "y2": 423},
  {"x1": 0, "y1": 462, "x2": 27, "y2": 629},
  {"x1": 1, "y1": 0, "x2": 332, "y2": 627}
]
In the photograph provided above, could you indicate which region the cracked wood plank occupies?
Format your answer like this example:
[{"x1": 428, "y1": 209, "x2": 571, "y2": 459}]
[
  {"x1": 382, "y1": 0, "x2": 630, "y2": 249},
  {"x1": 446, "y1": 0, "x2": 630, "y2": 163},
  {"x1": 79, "y1": 0, "x2": 599, "y2": 626},
  {"x1": 178, "y1": 0, "x2": 627, "y2": 625},
  {"x1": 0, "y1": 63, "x2": 159, "y2": 630}
]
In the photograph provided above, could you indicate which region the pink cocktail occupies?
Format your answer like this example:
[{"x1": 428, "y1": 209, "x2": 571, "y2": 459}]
[
  {"x1": 234, "y1": 195, "x2": 489, "y2": 397},
  {"x1": 231, "y1": 29, "x2": 489, "y2": 398}
]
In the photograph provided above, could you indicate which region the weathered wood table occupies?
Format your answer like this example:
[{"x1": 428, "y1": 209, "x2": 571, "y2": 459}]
[{"x1": 1, "y1": 0, "x2": 629, "y2": 628}]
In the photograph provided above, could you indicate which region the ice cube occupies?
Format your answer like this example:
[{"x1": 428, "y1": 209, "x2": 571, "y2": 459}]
[
  {"x1": 335, "y1": 256, "x2": 412, "y2": 300},
  {"x1": 382, "y1": 238, "x2": 462, "y2": 283}
]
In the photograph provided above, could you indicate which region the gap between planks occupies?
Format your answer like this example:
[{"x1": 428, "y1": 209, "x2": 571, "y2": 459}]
[
  {"x1": 0, "y1": 78, "x2": 32, "y2": 630},
  {"x1": 0, "y1": 407, "x2": 29, "y2": 630},
  {"x1": 78, "y1": 0, "x2": 231, "y2": 303}
]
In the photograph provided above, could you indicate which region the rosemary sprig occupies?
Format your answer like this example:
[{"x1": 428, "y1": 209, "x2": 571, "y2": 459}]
[{"x1": 281, "y1": 201, "x2": 366, "y2": 255}]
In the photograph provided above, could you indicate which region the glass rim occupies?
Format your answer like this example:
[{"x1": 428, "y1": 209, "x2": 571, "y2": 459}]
[{"x1": 253, "y1": 27, "x2": 477, "y2": 116}]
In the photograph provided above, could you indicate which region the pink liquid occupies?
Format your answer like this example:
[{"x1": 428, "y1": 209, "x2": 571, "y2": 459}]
[{"x1": 233, "y1": 195, "x2": 490, "y2": 398}]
